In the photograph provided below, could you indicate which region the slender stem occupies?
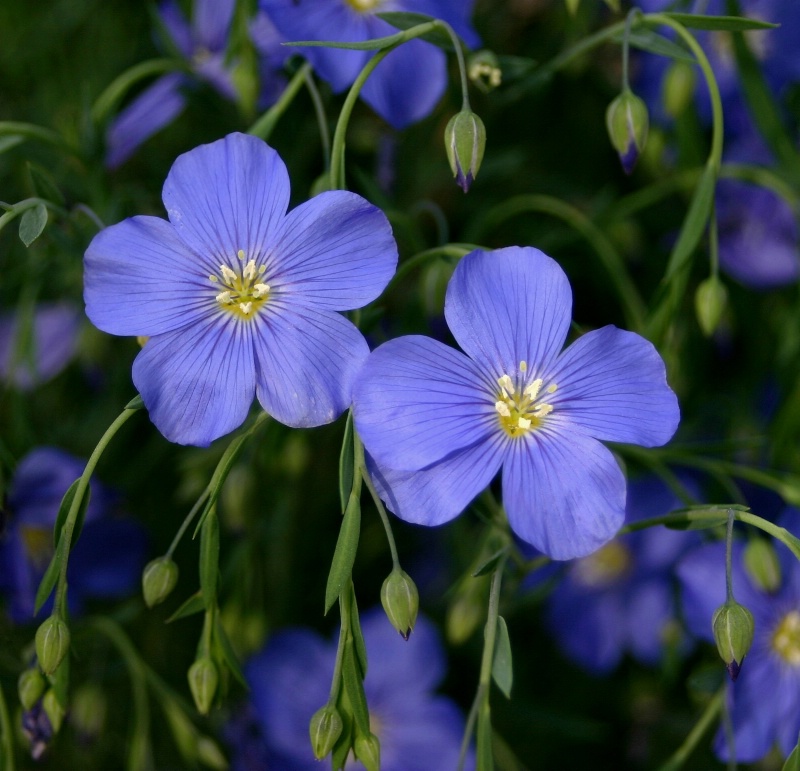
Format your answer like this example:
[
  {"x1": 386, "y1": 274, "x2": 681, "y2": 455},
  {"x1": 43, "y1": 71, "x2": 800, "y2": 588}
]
[
  {"x1": 656, "y1": 689, "x2": 724, "y2": 771},
  {"x1": 0, "y1": 121, "x2": 73, "y2": 152},
  {"x1": 458, "y1": 684, "x2": 485, "y2": 771},
  {"x1": 388, "y1": 243, "x2": 476, "y2": 289},
  {"x1": 247, "y1": 62, "x2": 312, "y2": 140},
  {"x1": 724, "y1": 509, "x2": 735, "y2": 602},
  {"x1": 361, "y1": 465, "x2": 400, "y2": 569},
  {"x1": 166, "y1": 488, "x2": 211, "y2": 559},
  {"x1": 302, "y1": 67, "x2": 331, "y2": 169},
  {"x1": 0, "y1": 683, "x2": 15, "y2": 771},
  {"x1": 621, "y1": 10, "x2": 639, "y2": 91}
]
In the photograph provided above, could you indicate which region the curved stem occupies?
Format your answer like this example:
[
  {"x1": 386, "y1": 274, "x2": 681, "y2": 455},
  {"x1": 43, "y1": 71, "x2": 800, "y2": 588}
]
[
  {"x1": 303, "y1": 67, "x2": 331, "y2": 169},
  {"x1": 656, "y1": 688, "x2": 724, "y2": 771},
  {"x1": 388, "y1": 243, "x2": 476, "y2": 290},
  {"x1": 621, "y1": 9, "x2": 639, "y2": 91},
  {"x1": 247, "y1": 62, "x2": 312, "y2": 140},
  {"x1": 0, "y1": 121, "x2": 73, "y2": 153},
  {"x1": 0, "y1": 683, "x2": 15, "y2": 771},
  {"x1": 361, "y1": 466, "x2": 400, "y2": 569},
  {"x1": 724, "y1": 509, "x2": 735, "y2": 602},
  {"x1": 166, "y1": 488, "x2": 211, "y2": 560}
]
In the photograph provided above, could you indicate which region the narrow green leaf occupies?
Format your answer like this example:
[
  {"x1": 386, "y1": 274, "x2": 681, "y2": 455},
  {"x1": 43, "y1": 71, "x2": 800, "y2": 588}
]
[
  {"x1": 284, "y1": 30, "x2": 404, "y2": 52},
  {"x1": 214, "y1": 617, "x2": 247, "y2": 687},
  {"x1": 665, "y1": 517, "x2": 728, "y2": 531},
  {"x1": 619, "y1": 30, "x2": 696, "y2": 62},
  {"x1": 199, "y1": 508, "x2": 219, "y2": 609},
  {"x1": 377, "y1": 12, "x2": 457, "y2": 49},
  {"x1": 34, "y1": 532, "x2": 68, "y2": 614},
  {"x1": 0, "y1": 135, "x2": 25, "y2": 154},
  {"x1": 491, "y1": 616, "x2": 513, "y2": 699},
  {"x1": 477, "y1": 703, "x2": 494, "y2": 771},
  {"x1": 125, "y1": 394, "x2": 145, "y2": 410},
  {"x1": 349, "y1": 586, "x2": 368, "y2": 677},
  {"x1": 782, "y1": 736, "x2": 800, "y2": 771},
  {"x1": 664, "y1": 12, "x2": 778, "y2": 31},
  {"x1": 18, "y1": 203, "x2": 48, "y2": 247},
  {"x1": 331, "y1": 690, "x2": 354, "y2": 771},
  {"x1": 473, "y1": 546, "x2": 510, "y2": 578},
  {"x1": 166, "y1": 591, "x2": 205, "y2": 623},
  {"x1": 339, "y1": 410, "x2": 354, "y2": 513},
  {"x1": 324, "y1": 494, "x2": 361, "y2": 614},
  {"x1": 52, "y1": 478, "x2": 91, "y2": 549},
  {"x1": 27, "y1": 163, "x2": 65, "y2": 205},
  {"x1": 341, "y1": 639, "x2": 370, "y2": 737}
]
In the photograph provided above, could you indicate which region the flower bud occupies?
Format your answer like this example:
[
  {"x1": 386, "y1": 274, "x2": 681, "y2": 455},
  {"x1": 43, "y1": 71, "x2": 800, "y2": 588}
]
[
  {"x1": 447, "y1": 577, "x2": 487, "y2": 645},
  {"x1": 188, "y1": 657, "x2": 218, "y2": 715},
  {"x1": 381, "y1": 568, "x2": 419, "y2": 640},
  {"x1": 662, "y1": 61, "x2": 696, "y2": 119},
  {"x1": 71, "y1": 684, "x2": 106, "y2": 739},
  {"x1": 42, "y1": 688, "x2": 65, "y2": 734},
  {"x1": 744, "y1": 539, "x2": 781, "y2": 593},
  {"x1": 197, "y1": 737, "x2": 228, "y2": 770},
  {"x1": 694, "y1": 276, "x2": 728, "y2": 337},
  {"x1": 606, "y1": 89, "x2": 649, "y2": 174},
  {"x1": 35, "y1": 616, "x2": 70, "y2": 675},
  {"x1": 309, "y1": 703, "x2": 343, "y2": 760},
  {"x1": 712, "y1": 600, "x2": 755, "y2": 681},
  {"x1": 18, "y1": 668, "x2": 46, "y2": 711},
  {"x1": 142, "y1": 556, "x2": 179, "y2": 608},
  {"x1": 354, "y1": 732, "x2": 381, "y2": 771},
  {"x1": 445, "y1": 110, "x2": 486, "y2": 192}
]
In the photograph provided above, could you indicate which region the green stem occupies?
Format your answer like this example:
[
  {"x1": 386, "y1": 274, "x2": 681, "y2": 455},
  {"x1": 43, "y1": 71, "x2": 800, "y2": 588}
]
[
  {"x1": 388, "y1": 243, "x2": 476, "y2": 289},
  {"x1": 656, "y1": 689, "x2": 724, "y2": 771},
  {"x1": 303, "y1": 67, "x2": 331, "y2": 169},
  {"x1": 247, "y1": 62, "x2": 312, "y2": 140},
  {"x1": 0, "y1": 198, "x2": 68, "y2": 237},
  {"x1": 709, "y1": 204, "x2": 719, "y2": 278},
  {"x1": 724, "y1": 509, "x2": 735, "y2": 602},
  {"x1": 621, "y1": 9, "x2": 639, "y2": 91},
  {"x1": 0, "y1": 683, "x2": 15, "y2": 771},
  {"x1": 0, "y1": 121, "x2": 73, "y2": 152},
  {"x1": 166, "y1": 488, "x2": 211, "y2": 559},
  {"x1": 458, "y1": 683, "x2": 485, "y2": 771},
  {"x1": 361, "y1": 464, "x2": 400, "y2": 569}
]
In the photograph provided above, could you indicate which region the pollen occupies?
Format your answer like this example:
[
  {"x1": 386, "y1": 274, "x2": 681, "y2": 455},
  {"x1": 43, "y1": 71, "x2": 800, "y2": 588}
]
[
  {"x1": 772, "y1": 610, "x2": 800, "y2": 666},
  {"x1": 493, "y1": 370, "x2": 557, "y2": 437},
  {"x1": 210, "y1": 250, "x2": 271, "y2": 320}
]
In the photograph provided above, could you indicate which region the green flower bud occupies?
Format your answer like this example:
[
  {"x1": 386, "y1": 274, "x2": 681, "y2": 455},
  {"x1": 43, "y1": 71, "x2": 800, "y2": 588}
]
[
  {"x1": 142, "y1": 556, "x2": 179, "y2": 608},
  {"x1": 712, "y1": 600, "x2": 755, "y2": 681},
  {"x1": 606, "y1": 89, "x2": 649, "y2": 174},
  {"x1": 354, "y1": 732, "x2": 381, "y2": 771},
  {"x1": 445, "y1": 110, "x2": 486, "y2": 193},
  {"x1": 309, "y1": 703, "x2": 343, "y2": 760},
  {"x1": 196, "y1": 737, "x2": 228, "y2": 770},
  {"x1": 71, "y1": 684, "x2": 106, "y2": 739},
  {"x1": 18, "y1": 668, "x2": 46, "y2": 711},
  {"x1": 42, "y1": 688, "x2": 65, "y2": 734},
  {"x1": 188, "y1": 657, "x2": 218, "y2": 715},
  {"x1": 744, "y1": 539, "x2": 782, "y2": 593},
  {"x1": 694, "y1": 276, "x2": 728, "y2": 337},
  {"x1": 35, "y1": 616, "x2": 70, "y2": 675},
  {"x1": 447, "y1": 577, "x2": 487, "y2": 645},
  {"x1": 662, "y1": 60, "x2": 696, "y2": 119},
  {"x1": 381, "y1": 568, "x2": 419, "y2": 640}
]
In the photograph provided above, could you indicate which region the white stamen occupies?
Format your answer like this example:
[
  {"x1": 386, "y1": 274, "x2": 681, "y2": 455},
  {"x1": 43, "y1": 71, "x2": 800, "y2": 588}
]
[
  {"x1": 524, "y1": 378, "x2": 543, "y2": 400},
  {"x1": 243, "y1": 259, "x2": 257, "y2": 281},
  {"x1": 237, "y1": 249, "x2": 246, "y2": 261},
  {"x1": 534, "y1": 404, "x2": 554, "y2": 418},
  {"x1": 497, "y1": 374, "x2": 515, "y2": 395},
  {"x1": 216, "y1": 291, "x2": 232, "y2": 304},
  {"x1": 517, "y1": 417, "x2": 532, "y2": 430},
  {"x1": 239, "y1": 302, "x2": 252, "y2": 315},
  {"x1": 495, "y1": 401, "x2": 511, "y2": 417},
  {"x1": 220, "y1": 264, "x2": 237, "y2": 284},
  {"x1": 253, "y1": 283, "x2": 270, "y2": 298}
]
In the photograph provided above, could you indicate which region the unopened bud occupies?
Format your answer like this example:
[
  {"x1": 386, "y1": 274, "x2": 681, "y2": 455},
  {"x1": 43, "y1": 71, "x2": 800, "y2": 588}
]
[
  {"x1": 694, "y1": 276, "x2": 728, "y2": 336},
  {"x1": 42, "y1": 689, "x2": 65, "y2": 734},
  {"x1": 35, "y1": 616, "x2": 70, "y2": 675},
  {"x1": 662, "y1": 61, "x2": 696, "y2": 118},
  {"x1": 71, "y1": 684, "x2": 106, "y2": 739},
  {"x1": 606, "y1": 89, "x2": 649, "y2": 174},
  {"x1": 744, "y1": 539, "x2": 781, "y2": 593},
  {"x1": 188, "y1": 658, "x2": 218, "y2": 715},
  {"x1": 381, "y1": 568, "x2": 419, "y2": 640},
  {"x1": 142, "y1": 556, "x2": 179, "y2": 608},
  {"x1": 197, "y1": 737, "x2": 228, "y2": 770},
  {"x1": 354, "y1": 732, "x2": 380, "y2": 771},
  {"x1": 445, "y1": 110, "x2": 486, "y2": 192},
  {"x1": 712, "y1": 600, "x2": 755, "y2": 681},
  {"x1": 18, "y1": 669, "x2": 46, "y2": 711},
  {"x1": 309, "y1": 703, "x2": 343, "y2": 760},
  {"x1": 447, "y1": 577, "x2": 487, "y2": 645}
]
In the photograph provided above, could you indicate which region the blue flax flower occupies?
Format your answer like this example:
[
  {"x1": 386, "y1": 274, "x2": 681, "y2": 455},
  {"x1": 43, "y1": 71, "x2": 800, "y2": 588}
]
[
  {"x1": 677, "y1": 510, "x2": 800, "y2": 762},
  {"x1": 228, "y1": 609, "x2": 471, "y2": 770},
  {"x1": 85, "y1": 132, "x2": 397, "y2": 447},
  {"x1": 353, "y1": 246, "x2": 680, "y2": 560},
  {"x1": 545, "y1": 475, "x2": 699, "y2": 673},
  {"x1": 260, "y1": 0, "x2": 479, "y2": 129},
  {"x1": 0, "y1": 447, "x2": 147, "y2": 623}
]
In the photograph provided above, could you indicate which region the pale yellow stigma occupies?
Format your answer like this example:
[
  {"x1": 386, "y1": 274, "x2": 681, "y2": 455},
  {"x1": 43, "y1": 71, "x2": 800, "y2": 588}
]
[
  {"x1": 211, "y1": 250, "x2": 271, "y2": 320},
  {"x1": 493, "y1": 363, "x2": 557, "y2": 438},
  {"x1": 347, "y1": 0, "x2": 382, "y2": 10},
  {"x1": 772, "y1": 610, "x2": 800, "y2": 665},
  {"x1": 572, "y1": 540, "x2": 631, "y2": 588}
]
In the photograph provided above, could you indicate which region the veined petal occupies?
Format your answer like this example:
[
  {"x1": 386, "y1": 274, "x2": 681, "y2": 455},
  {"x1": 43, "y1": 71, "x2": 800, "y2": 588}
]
[
  {"x1": 548, "y1": 326, "x2": 680, "y2": 447},
  {"x1": 132, "y1": 315, "x2": 256, "y2": 446},
  {"x1": 163, "y1": 133, "x2": 290, "y2": 264},
  {"x1": 353, "y1": 336, "x2": 497, "y2": 472},
  {"x1": 253, "y1": 305, "x2": 368, "y2": 427},
  {"x1": 159, "y1": 1, "x2": 193, "y2": 55},
  {"x1": 445, "y1": 247, "x2": 572, "y2": 378},
  {"x1": 503, "y1": 429, "x2": 626, "y2": 560},
  {"x1": 268, "y1": 191, "x2": 397, "y2": 311},
  {"x1": 192, "y1": 0, "x2": 235, "y2": 51},
  {"x1": 85, "y1": 216, "x2": 216, "y2": 336},
  {"x1": 366, "y1": 434, "x2": 505, "y2": 527}
]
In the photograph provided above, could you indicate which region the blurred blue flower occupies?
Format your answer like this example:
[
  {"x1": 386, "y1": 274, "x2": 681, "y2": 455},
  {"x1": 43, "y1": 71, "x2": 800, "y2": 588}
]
[
  {"x1": 0, "y1": 303, "x2": 81, "y2": 391},
  {"x1": 545, "y1": 475, "x2": 700, "y2": 674},
  {"x1": 0, "y1": 447, "x2": 147, "y2": 623},
  {"x1": 259, "y1": 0, "x2": 479, "y2": 128},
  {"x1": 677, "y1": 509, "x2": 800, "y2": 762},
  {"x1": 353, "y1": 246, "x2": 680, "y2": 560},
  {"x1": 85, "y1": 132, "x2": 397, "y2": 446},
  {"x1": 228, "y1": 609, "x2": 471, "y2": 770}
]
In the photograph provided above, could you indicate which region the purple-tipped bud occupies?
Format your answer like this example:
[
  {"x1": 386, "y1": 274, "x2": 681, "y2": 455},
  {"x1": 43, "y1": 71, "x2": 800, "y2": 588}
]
[
  {"x1": 381, "y1": 568, "x2": 419, "y2": 640},
  {"x1": 606, "y1": 89, "x2": 649, "y2": 174},
  {"x1": 744, "y1": 539, "x2": 782, "y2": 593},
  {"x1": 445, "y1": 110, "x2": 486, "y2": 192},
  {"x1": 694, "y1": 276, "x2": 728, "y2": 336},
  {"x1": 21, "y1": 703, "x2": 53, "y2": 761},
  {"x1": 309, "y1": 703, "x2": 344, "y2": 760},
  {"x1": 35, "y1": 616, "x2": 70, "y2": 675},
  {"x1": 712, "y1": 600, "x2": 755, "y2": 681},
  {"x1": 18, "y1": 669, "x2": 46, "y2": 711},
  {"x1": 354, "y1": 733, "x2": 381, "y2": 771},
  {"x1": 188, "y1": 657, "x2": 218, "y2": 715},
  {"x1": 142, "y1": 556, "x2": 179, "y2": 608}
]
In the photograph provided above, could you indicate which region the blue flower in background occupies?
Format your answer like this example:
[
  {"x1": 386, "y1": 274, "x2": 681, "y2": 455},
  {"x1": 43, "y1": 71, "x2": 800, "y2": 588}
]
[
  {"x1": 0, "y1": 447, "x2": 147, "y2": 623},
  {"x1": 228, "y1": 609, "x2": 471, "y2": 770},
  {"x1": 545, "y1": 475, "x2": 699, "y2": 674},
  {"x1": 259, "y1": 0, "x2": 479, "y2": 129},
  {"x1": 677, "y1": 509, "x2": 800, "y2": 762},
  {"x1": 0, "y1": 303, "x2": 81, "y2": 391},
  {"x1": 353, "y1": 246, "x2": 680, "y2": 560},
  {"x1": 86, "y1": 133, "x2": 398, "y2": 447}
]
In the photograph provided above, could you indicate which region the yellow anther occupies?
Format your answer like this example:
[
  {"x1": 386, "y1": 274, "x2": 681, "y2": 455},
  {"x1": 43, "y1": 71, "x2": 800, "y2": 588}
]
[
  {"x1": 253, "y1": 283, "x2": 270, "y2": 298},
  {"x1": 216, "y1": 291, "x2": 232, "y2": 304},
  {"x1": 524, "y1": 379, "x2": 543, "y2": 399},
  {"x1": 239, "y1": 302, "x2": 252, "y2": 315},
  {"x1": 209, "y1": 275, "x2": 218, "y2": 282},
  {"x1": 518, "y1": 417, "x2": 531, "y2": 430},
  {"x1": 237, "y1": 249, "x2": 245, "y2": 260},
  {"x1": 519, "y1": 360, "x2": 527, "y2": 372},
  {"x1": 534, "y1": 404, "x2": 553, "y2": 418},
  {"x1": 243, "y1": 259, "x2": 257, "y2": 281},
  {"x1": 497, "y1": 374, "x2": 515, "y2": 395},
  {"x1": 547, "y1": 384, "x2": 557, "y2": 394},
  {"x1": 495, "y1": 401, "x2": 511, "y2": 418},
  {"x1": 220, "y1": 264, "x2": 237, "y2": 284}
]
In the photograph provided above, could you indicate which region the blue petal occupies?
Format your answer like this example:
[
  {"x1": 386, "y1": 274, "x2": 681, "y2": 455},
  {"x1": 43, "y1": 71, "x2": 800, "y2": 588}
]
[
  {"x1": 193, "y1": 53, "x2": 238, "y2": 101},
  {"x1": 353, "y1": 335, "x2": 497, "y2": 472},
  {"x1": 268, "y1": 191, "x2": 397, "y2": 311},
  {"x1": 192, "y1": 0, "x2": 235, "y2": 51},
  {"x1": 105, "y1": 73, "x2": 188, "y2": 169},
  {"x1": 132, "y1": 314, "x2": 256, "y2": 446},
  {"x1": 366, "y1": 433, "x2": 505, "y2": 527},
  {"x1": 624, "y1": 579, "x2": 676, "y2": 665},
  {"x1": 158, "y1": 1, "x2": 193, "y2": 55},
  {"x1": 445, "y1": 246, "x2": 572, "y2": 379},
  {"x1": 85, "y1": 216, "x2": 217, "y2": 336},
  {"x1": 548, "y1": 325, "x2": 680, "y2": 447},
  {"x1": 253, "y1": 305, "x2": 367, "y2": 427},
  {"x1": 162, "y1": 133, "x2": 290, "y2": 265},
  {"x1": 502, "y1": 429, "x2": 626, "y2": 560}
]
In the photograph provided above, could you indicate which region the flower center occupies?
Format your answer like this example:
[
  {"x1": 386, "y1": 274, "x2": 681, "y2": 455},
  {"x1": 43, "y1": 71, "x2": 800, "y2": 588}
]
[
  {"x1": 571, "y1": 539, "x2": 632, "y2": 588},
  {"x1": 209, "y1": 249, "x2": 271, "y2": 320},
  {"x1": 20, "y1": 526, "x2": 53, "y2": 570},
  {"x1": 346, "y1": 0, "x2": 382, "y2": 11},
  {"x1": 772, "y1": 610, "x2": 800, "y2": 665},
  {"x1": 493, "y1": 360, "x2": 557, "y2": 437}
]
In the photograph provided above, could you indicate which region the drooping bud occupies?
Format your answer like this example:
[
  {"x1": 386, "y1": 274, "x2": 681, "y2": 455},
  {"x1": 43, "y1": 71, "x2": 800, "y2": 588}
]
[
  {"x1": 71, "y1": 684, "x2": 107, "y2": 739},
  {"x1": 381, "y1": 568, "x2": 419, "y2": 640},
  {"x1": 188, "y1": 657, "x2": 218, "y2": 715},
  {"x1": 606, "y1": 89, "x2": 649, "y2": 174},
  {"x1": 18, "y1": 668, "x2": 46, "y2": 711},
  {"x1": 35, "y1": 616, "x2": 70, "y2": 675},
  {"x1": 142, "y1": 556, "x2": 179, "y2": 608},
  {"x1": 712, "y1": 600, "x2": 755, "y2": 681},
  {"x1": 662, "y1": 60, "x2": 696, "y2": 119},
  {"x1": 354, "y1": 733, "x2": 381, "y2": 771},
  {"x1": 42, "y1": 689, "x2": 65, "y2": 734},
  {"x1": 694, "y1": 276, "x2": 728, "y2": 336},
  {"x1": 445, "y1": 110, "x2": 486, "y2": 192},
  {"x1": 309, "y1": 703, "x2": 344, "y2": 760},
  {"x1": 744, "y1": 539, "x2": 781, "y2": 593}
]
